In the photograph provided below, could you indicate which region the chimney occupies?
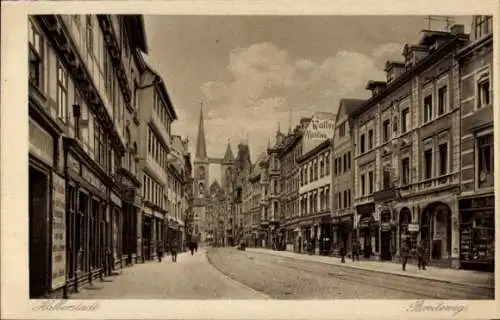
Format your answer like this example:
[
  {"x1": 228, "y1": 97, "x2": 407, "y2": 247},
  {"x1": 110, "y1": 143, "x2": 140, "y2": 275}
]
[{"x1": 450, "y1": 24, "x2": 465, "y2": 35}]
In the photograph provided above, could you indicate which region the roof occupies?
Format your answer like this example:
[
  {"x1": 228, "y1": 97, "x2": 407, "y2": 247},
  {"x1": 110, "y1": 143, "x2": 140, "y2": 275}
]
[
  {"x1": 195, "y1": 105, "x2": 207, "y2": 159},
  {"x1": 335, "y1": 98, "x2": 366, "y2": 126},
  {"x1": 222, "y1": 142, "x2": 235, "y2": 163},
  {"x1": 140, "y1": 54, "x2": 178, "y2": 121}
]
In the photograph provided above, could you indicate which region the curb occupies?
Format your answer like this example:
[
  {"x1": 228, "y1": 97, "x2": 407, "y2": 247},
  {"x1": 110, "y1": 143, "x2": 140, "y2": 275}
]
[
  {"x1": 205, "y1": 249, "x2": 272, "y2": 300},
  {"x1": 247, "y1": 249, "x2": 494, "y2": 291}
]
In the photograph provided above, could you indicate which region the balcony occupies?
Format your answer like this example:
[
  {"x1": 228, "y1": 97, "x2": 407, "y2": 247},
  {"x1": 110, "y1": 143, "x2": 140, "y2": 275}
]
[{"x1": 373, "y1": 187, "x2": 396, "y2": 202}]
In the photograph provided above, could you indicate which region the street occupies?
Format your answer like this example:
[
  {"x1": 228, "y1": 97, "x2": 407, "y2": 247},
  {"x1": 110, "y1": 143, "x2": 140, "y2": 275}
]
[{"x1": 70, "y1": 247, "x2": 493, "y2": 300}]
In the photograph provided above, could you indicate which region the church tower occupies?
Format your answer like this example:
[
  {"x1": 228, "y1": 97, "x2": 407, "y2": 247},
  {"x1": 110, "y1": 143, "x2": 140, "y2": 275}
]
[
  {"x1": 221, "y1": 140, "x2": 235, "y2": 193},
  {"x1": 194, "y1": 104, "x2": 209, "y2": 200}
]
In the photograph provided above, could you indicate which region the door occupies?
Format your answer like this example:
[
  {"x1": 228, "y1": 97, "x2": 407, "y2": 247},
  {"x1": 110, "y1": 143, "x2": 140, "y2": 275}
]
[
  {"x1": 29, "y1": 166, "x2": 49, "y2": 298},
  {"x1": 381, "y1": 231, "x2": 392, "y2": 261}
]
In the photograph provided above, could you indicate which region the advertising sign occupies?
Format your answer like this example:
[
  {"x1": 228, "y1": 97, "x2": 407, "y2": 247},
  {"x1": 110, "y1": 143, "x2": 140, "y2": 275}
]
[
  {"x1": 51, "y1": 173, "x2": 66, "y2": 290},
  {"x1": 302, "y1": 112, "x2": 336, "y2": 154}
]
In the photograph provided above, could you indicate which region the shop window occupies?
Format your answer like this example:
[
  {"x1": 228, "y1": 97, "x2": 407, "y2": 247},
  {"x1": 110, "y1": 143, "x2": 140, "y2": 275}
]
[
  {"x1": 477, "y1": 134, "x2": 494, "y2": 188},
  {"x1": 382, "y1": 119, "x2": 390, "y2": 142},
  {"x1": 401, "y1": 108, "x2": 410, "y2": 133},
  {"x1": 360, "y1": 134, "x2": 366, "y2": 153},
  {"x1": 438, "y1": 143, "x2": 448, "y2": 175},
  {"x1": 477, "y1": 76, "x2": 490, "y2": 108},
  {"x1": 368, "y1": 130, "x2": 374, "y2": 149},
  {"x1": 423, "y1": 95, "x2": 433, "y2": 123},
  {"x1": 424, "y1": 149, "x2": 433, "y2": 179},
  {"x1": 438, "y1": 85, "x2": 448, "y2": 115},
  {"x1": 401, "y1": 158, "x2": 410, "y2": 185}
]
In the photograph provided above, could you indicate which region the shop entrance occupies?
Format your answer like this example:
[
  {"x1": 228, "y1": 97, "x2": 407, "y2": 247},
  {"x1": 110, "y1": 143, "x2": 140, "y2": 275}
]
[
  {"x1": 421, "y1": 202, "x2": 452, "y2": 261},
  {"x1": 380, "y1": 210, "x2": 392, "y2": 261},
  {"x1": 29, "y1": 166, "x2": 49, "y2": 298},
  {"x1": 143, "y1": 219, "x2": 152, "y2": 260}
]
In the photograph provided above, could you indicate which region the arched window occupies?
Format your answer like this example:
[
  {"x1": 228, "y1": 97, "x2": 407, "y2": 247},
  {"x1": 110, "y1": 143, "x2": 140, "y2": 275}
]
[{"x1": 131, "y1": 142, "x2": 137, "y2": 175}]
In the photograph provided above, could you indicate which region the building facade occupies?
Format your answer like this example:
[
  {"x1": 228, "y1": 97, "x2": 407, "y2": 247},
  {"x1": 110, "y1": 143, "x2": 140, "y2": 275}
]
[
  {"x1": 297, "y1": 139, "x2": 333, "y2": 255},
  {"x1": 457, "y1": 16, "x2": 494, "y2": 270},
  {"x1": 135, "y1": 53, "x2": 178, "y2": 261},
  {"x1": 28, "y1": 14, "x2": 147, "y2": 298},
  {"x1": 331, "y1": 99, "x2": 364, "y2": 256},
  {"x1": 349, "y1": 24, "x2": 468, "y2": 267},
  {"x1": 277, "y1": 121, "x2": 309, "y2": 252}
]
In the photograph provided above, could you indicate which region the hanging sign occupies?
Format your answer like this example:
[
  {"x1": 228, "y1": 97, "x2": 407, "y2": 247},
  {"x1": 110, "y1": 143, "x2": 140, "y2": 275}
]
[{"x1": 51, "y1": 173, "x2": 66, "y2": 290}]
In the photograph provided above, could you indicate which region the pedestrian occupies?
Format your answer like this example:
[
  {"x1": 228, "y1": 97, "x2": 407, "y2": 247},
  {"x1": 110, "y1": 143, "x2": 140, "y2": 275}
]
[
  {"x1": 157, "y1": 241, "x2": 164, "y2": 262},
  {"x1": 352, "y1": 240, "x2": 360, "y2": 262},
  {"x1": 170, "y1": 240, "x2": 179, "y2": 263},
  {"x1": 339, "y1": 243, "x2": 346, "y2": 263},
  {"x1": 400, "y1": 240, "x2": 410, "y2": 271},
  {"x1": 416, "y1": 241, "x2": 428, "y2": 270}
]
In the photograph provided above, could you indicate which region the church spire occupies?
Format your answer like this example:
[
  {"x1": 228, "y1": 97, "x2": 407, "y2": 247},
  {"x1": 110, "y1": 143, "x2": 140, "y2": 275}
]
[
  {"x1": 223, "y1": 139, "x2": 235, "y2": 163},
  {"x1": 195, "y1": 102, "x2": 207, "y2": 160}
]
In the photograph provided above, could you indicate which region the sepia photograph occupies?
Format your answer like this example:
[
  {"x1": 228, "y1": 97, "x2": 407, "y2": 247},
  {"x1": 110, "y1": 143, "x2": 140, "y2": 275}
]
[{"x1": 1, "y1": 1, "x2": 499, "y2": 319}]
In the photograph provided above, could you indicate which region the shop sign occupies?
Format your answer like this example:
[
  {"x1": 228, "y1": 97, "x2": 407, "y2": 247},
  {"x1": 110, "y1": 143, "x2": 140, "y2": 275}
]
[
  {"x1": 51, "y1": 173, "x2": 66, "y2": 290},
  {"x1": 408, "y1": 223, "x2": 419, "y2": 232},
  {"x1": 82, "y1": 166, "x2": 106, "y2": 194},
  {"x1": 29, "y1": 118, "x2": 54, "y2": 166},
  {"x1": 471, "y1": 196, "x2": 495, "y2": 208}
]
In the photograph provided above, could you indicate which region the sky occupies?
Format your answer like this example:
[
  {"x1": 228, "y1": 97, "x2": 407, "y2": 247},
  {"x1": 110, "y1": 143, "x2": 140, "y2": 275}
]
[{"x1": 143, "y1": 15, "x2": 471, "y2": 184}]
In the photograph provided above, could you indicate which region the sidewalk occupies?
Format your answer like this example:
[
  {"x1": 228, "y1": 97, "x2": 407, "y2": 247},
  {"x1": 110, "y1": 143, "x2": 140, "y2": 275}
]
[
  {"x1": 70, "y1": 249, "x2": 268, "y2": 299},
  {"x1": 247, "y1": 248, "x2": 494, "y2": 289}
]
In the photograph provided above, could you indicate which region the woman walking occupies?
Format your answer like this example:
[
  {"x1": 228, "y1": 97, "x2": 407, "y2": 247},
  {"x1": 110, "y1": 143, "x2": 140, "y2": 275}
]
[{"x1": 157, "y1": 240, "x2": 164, "y2": 262}]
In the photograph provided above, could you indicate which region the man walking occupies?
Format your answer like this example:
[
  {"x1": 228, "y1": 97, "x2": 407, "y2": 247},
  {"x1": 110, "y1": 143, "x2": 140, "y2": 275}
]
[
  {"x1": 156, "y1": 240, "x2": 164, "y2": 262},
  {"x1": 352, "y1": 240, "x2": 360, "y2": 262},
  {"x1": 400, "y1": 240, "x2": 410, "y2": 271},
  {"x1": 417, "y1": 241, "x2": 428, "y2": 270},
  {"x1": 170, "y1": 240, "x2": 179, "y2": 263},
  {"x1": 339, "y1": 243, "x2": 346, "y2": 263}
]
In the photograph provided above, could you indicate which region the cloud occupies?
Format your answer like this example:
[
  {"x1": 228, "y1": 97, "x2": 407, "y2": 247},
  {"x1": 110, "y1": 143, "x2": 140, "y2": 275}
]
[{"x1": 176, "y1": 41, "x2": 404, "y2": 183}]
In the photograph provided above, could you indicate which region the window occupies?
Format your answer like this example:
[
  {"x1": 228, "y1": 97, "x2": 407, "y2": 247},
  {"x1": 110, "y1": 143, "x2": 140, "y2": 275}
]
[
  {"x1": 339, "y1": 122, "x2": 346, "y2": 137},
  {"x1": 56, "y1": 63, "x2": 68, "y2": 121},
  {"x1": 393, "y1": 116, "x2": 398, "y2": 133},
  {"x1": 423, "y1": 95, "x2": 433, "y2": 123},
  {"x1": 343, "y1": 191, "x2": 347, "y2": 209},
  {"x1": 383, "y1": 120, "x2": 390, "y2": 142},
  {"x1": 338, "y1": 193, "x2": 342, "y2": 209},
  {"x1": 361, "y1": 174, "x2": 366, "y2": 195},
  {"x1": 477, "y1": 134, "x2": 494, "y2": 188},
  {"x1": 343, "y1": 153, "x2": 347, "y2": 172},
  {"x1": 347, "y1": 189, "x2": 351, "y2": 207},
  {"x1": 401, "y1": 108, "x2": 410, "y2": 133},
  {"x1": 325, "y1": 187, "x2": 330, "y2": 209},
  {"x1": 424, "y1": 149, "x2": 433, "y2": 179},
  {"x1": 438, "y1": 86, "x2": 448, "y2": 115},
  {"x1": 360, "y1": 134, "x2": 366, "y2": 153},
  {"x1": 314, "y1": 161, "x2": 318, "y2": 180},
  {"x1": 325, "y1": 153, "x2": 330, "y2": 175},
  {"x1": 401, "y1": 158, "x2": 410, "y2": 186},
  {"x1": 309, "y1": 163, "x2": 314, "y2": 181},
  {"x1": 438, "y1": 143, "x2": 448, "y2": 175},
  {"x1": 477, "y1": 77, "x2": 490, "y2": 108},
  {"x1": 383, "y1": 168, "x2": 391, "y2": 189},
  {"x1": 28, "y1": 21, "x2": 43, "y2": 88},
  {"x1": 86, "y1": 15, "x2": 93, "y2": 52},
  {"x1": 320, "y1": 157, "x2": 325, "y2": 177},
  {"x1": 474, "y1": 16, "x2": 493, "y2": 40},
  {"x1": 368, "y1": 130, "x2": 374, "y2": 149},
  {"x1": 368, "y1": 171, "x2": 374, "y2": 193},
  {"x1": 347, "y1": 152, "x2": 351, "y2": 170}
]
